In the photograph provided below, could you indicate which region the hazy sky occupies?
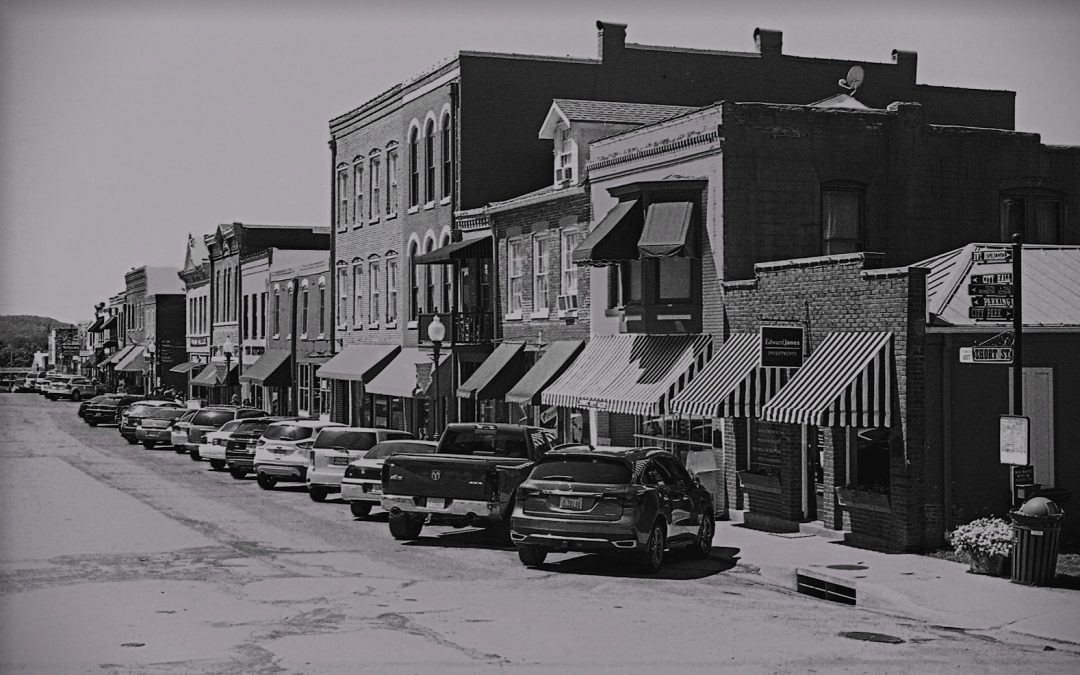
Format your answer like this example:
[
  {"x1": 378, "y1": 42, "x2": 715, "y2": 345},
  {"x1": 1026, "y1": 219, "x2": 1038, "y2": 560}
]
[{"x1": 2, "y1": 0, "x2": 1078, "y2": 323}]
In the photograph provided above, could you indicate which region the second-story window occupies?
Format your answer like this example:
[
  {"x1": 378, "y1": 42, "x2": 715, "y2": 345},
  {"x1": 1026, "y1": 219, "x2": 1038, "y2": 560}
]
[
  {"x1": 368, "y1": 153, "x2": 381, "y2": 221},
  {"x1": 409, "y1": 242, "x2": 419, "y2": 320},
  {"x1": 408, "y1": 126, "x2": 420, "y2": 208},
  {"x1": 352, "y1": 263, "x2": 363, "y2": 328},
  {"x1": 533, "y1": 236, "x2": 549, "y2": 312},
  {"x1": 318, "y1": 279, "x2": 326, "y2": 336},
  {"x1": 424, "y1": 119, "x2": 435, "y2": 204},
  {"x1": 273, "y1": 289, "x2": 280, "y2": 335},
  {"x1": 441, "y1": 234, "x2": 453, "y2": 312},
  {"x1": 337, "y1": 267, "x2": 349, "y2": 327},
  {"x1": 386, "y1": 257, "x2": 398, "y2": 324},
  {"x1": 441, "y1": 111, "x2": 452, "y2": 200},
  {"x1": 301, "y1": 284, "x2": 310, "y2": 336},
  {"x1": 260, "y1": 292, "x2": 266, "y2": 338},
  {"x1": 561, "y1": 228, "x2": 584, "y2": 299},
  {"x1": 386, "y1": 144, "x2": 398, "y2": 216},
  {"x1": 352, "y1": 159, "x2": 364, "y2": 227},
  {"x1": 368, "y1": 260, "x2": 381, "y2": 325},
  {"x1": 821, "y1": 184, "x2": 864, "y2": 255},
  {"x1": 1001, "y1": 192, "x2": 1063, "y2": 244},
  {"x1": 243, "y1": 295, "x2": 250, "y2": 339},
  {"x1": 336, "y1": 165, "x2": 349, "y2": 230},
  {"x1": 508, "y1": 238, "x2": 524, "y2": 315},
  {"x1": 424, "y1": 239, "x2": 436, "y2": 313}
]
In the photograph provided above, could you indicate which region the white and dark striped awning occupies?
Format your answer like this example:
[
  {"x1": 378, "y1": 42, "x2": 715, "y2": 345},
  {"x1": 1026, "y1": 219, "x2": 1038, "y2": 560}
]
[
  {"x1": 541, "y1": 333, "x2": 712, "y2": 417},
  {"x1": 669, "y1": 333, "x2": 795, "y2": 418},
  {"x1": 761, "y1": 332, "x2": 893, "y2": 428}
]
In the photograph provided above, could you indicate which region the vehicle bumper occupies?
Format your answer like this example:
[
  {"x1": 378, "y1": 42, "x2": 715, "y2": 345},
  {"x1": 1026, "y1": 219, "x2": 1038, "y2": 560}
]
[
  {"x1": 306, "y1": 466, "x2": 346, "y2": 490},
  {"x1": 340, "y1": 478, "x2": 382, "y2": 504},
  {"x1": 201, "y1": 444, "x2": 227, "y2": 461},
  {"x1": 509, "y1": 516, "x2": 644, "y2": 552},
  {"x1": 381, "y1": 495, "x2": 502, "y2": 520},
  {"x1": 136, "y1": 428, "x2": 171, "y2": 442},
  {"x1": 84, "y1": 412, "x2": 117, "y2": 424},
  {"x1": 256, "y1": 461, "x2": 307, "y2": 481},
  {"x1": 119, "y1": 425, "x2": 138, "y2": 439}
]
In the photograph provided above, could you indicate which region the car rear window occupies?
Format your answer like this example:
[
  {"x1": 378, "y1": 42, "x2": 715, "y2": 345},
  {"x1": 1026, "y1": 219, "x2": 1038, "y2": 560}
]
[
  {"x1": 313, "y1": 429, "x2": 377, "y2": 451},
  {"x1": 364, "y1": 441, "x2": 437, "y2": 460},
  {"x1": 147, "y1": 408, "x2": 186, "y2": 420},
  {"x1": 439, "y1": 428, "x2": 529, "y2": 458},
  {"x1": 192, "y1": 410, "x2": 235, "y2": 427},
  {"x1": 219, "y1": 420, "x2": 244, "y2": 433},
  {"x1": 262, "y1": 424, "x2": 313, "y2": 441},
  {"x1": 530, "y1": 457, "x2": 632, "y2": 484},
  {"x1": 233, "y1": 419, "x2": 274, "y2": 435}
]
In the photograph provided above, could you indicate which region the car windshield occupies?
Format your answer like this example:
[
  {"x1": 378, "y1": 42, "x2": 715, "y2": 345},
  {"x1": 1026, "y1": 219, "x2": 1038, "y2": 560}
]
[
  {"x1": 439, "y1": 428, "x2": 528, "y2": 458},
  {"x1": 177, "y1": 410, "x2": 198, "y2": 423},
  {"x1": 313, "y1": 429, "x2": 377, "y2": 450},
  {"x1": 219, "y1": 420, "x2": 244, "y2": 433},
  {"x1": 262, "y1": 424, "x2": 313, "y2": 441},
  {"x1": 233, "y1": 419, "x2": 275, "y2": 435},
  {"x1": 126, "y1": 404, "x2": 152, "y2": 415},
  {"x1": 147, "y1": 408, "x2": 186, "y2": 420},
  {"x1": 530, "y1": 457, "x2": 632, "y2": 484},
  {"x1": 364, "y1": 441, "x2": 437, "y2": 460},
  {"x1": 191, "y1": 410, "x2": 235, "y2": 427}
]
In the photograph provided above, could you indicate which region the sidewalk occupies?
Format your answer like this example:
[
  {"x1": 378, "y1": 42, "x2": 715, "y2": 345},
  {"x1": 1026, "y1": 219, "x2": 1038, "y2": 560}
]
[{"x1": 714, "y1": 516, "x2": 1080, "y2": 646}]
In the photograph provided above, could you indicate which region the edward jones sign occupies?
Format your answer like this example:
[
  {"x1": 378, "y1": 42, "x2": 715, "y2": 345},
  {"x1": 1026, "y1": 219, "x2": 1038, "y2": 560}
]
[{"x1": 760, "y1": 326, "x2": 804, "y2": 368}]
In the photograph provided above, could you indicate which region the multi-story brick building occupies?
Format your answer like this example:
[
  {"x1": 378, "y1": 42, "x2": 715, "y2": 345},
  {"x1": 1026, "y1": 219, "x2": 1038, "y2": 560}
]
[
  {"x1": 177, "y1": 234, "x2": 211, "y2": 398},
  {"x1": 105, "y1": 267, "x2": 185, "y2": 393},
  {"x1": 329, "y1": 23, "x2": 1011, "y2": 433}
]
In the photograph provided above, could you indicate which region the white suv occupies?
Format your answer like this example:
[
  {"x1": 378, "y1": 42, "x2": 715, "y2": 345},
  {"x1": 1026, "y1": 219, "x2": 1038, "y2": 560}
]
[
  {"x1": 253, "y1": 420, "x2": 343, "y2": 490},
  {"x1": 305, "y1": 427, "x2": 415, "y2": 502}
]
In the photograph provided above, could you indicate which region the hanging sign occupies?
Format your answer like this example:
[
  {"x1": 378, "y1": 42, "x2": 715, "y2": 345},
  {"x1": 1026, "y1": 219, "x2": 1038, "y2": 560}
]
[
  {"x1": 760, "y1": 326, "x2": 804, "y2": 368},
  {"x1": 999, "y1": 415, "x2": 1030, "y2": 466}
]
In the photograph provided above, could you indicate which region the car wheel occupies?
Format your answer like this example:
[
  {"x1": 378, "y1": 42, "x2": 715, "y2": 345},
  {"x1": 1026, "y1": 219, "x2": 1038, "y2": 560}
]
[
  {"x1": 209, "y1": 459, "x2": 227, "y2": 471},
  {"x1": 190, "y1": 448, "x2": 201, "y2": 461},
  {"x1": 349, "y1": 501, "x2": 372, "y2": 518},
  {"x1": 517, "y1": 545, "x2": 548, "y2": 567},
  {"x1": 256, "y1": 473, "x2": 277, "y2": 490},
  {"x1": 126, "y1": 437, "x2": 138, "y2": 445},
  {"x1": 691, "y1": 510, "x2": 715, "y2": 559},
  {"x1": 142, "y1": 441, "x2": 155, "y2": 449},
  {"x1": 71, "y1": 391, "x2": 81, "y2": 402},
  {"x1": 229, "y1": 468, "x2": 247, "y2": 480},
  {"x1": 88, "y1": 421, "x2": 98, "y2": 427},
  {"x1": 174, "y1": 445, "x2": 187, "y2": 454},
  {"x1": 309, "y1": 486, "x2": 329, "y2": 502},
  {"x1": 388, "y1": 512, "x2": 424, "y2": 540},
  {"x1": 639, "y1": 521, "x2": 666, "y2": 574}
]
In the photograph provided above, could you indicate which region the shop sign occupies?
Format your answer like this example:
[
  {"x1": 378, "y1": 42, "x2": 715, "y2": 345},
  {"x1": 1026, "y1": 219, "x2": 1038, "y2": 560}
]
[
  {"x1": 972, "y1": 249, "x2": 1012, "y2": 264},
  {"x1": 578, "y1": 398, "x2": 609, "y2": 410},
  {"x1": 189, "y1": 336, "x2": 209, "y2": 347},
  {"x1": 1012, "y1": 465, "x2": 1035, "y2": 486},
  {"x1": 414, "y1": 362, "x2": 432, "y2": 395},
  {"x1": 999, "y1": 415, "x2": 1029, "y2": 466},
  {"x1": 760, "y1": 326, "x2": 804, "y2": 368}
]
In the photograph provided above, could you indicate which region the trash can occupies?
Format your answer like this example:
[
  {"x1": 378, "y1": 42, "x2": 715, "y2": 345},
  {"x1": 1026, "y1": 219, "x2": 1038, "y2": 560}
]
[{"x1": 1010, "y1": 497, "x2": 1064, "y2": 586}]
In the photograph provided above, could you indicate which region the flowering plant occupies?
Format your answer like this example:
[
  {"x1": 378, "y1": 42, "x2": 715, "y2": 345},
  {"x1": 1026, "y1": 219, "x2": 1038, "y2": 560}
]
[{"x1": 948, "y1": 517, "x2": 1013, "y2": 558}]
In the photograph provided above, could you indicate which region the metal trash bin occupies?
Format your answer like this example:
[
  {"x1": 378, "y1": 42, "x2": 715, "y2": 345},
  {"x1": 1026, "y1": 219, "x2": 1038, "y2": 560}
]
[{"x1": 1010, "y1": 497, "x2": 1064, "y2": 586}]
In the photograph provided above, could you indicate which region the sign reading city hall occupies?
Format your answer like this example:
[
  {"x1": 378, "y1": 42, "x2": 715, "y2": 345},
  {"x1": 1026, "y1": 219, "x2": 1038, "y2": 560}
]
[{"x1": 760, "y1": 326, "x2": 804, "y2": 368}]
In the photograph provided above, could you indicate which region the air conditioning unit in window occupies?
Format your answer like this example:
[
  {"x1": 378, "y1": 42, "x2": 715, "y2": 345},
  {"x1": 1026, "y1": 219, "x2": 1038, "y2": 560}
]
[
  {"x1": 557, "y1": 294, "x2": 579, "y2": 313},
  {"x1": 554, "y1": 167, "x2": 573, "y2": 187}
]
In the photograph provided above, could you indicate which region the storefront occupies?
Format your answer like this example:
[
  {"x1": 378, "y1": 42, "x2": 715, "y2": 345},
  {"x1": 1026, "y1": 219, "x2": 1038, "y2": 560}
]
[
  {"x1": 361, "y1": 347, "x2": 450, "y2": 437},
  {"x1": 316, "y1": 344, "x2": 399, "y2": 424},
  {"x1": 456, "y1": 341, "x2": 532, "y2": 425},
  {"x1": 190, "y1": 361, "x2": 239, "y2": 405},
  {"x1": 505, "y1": 340, "x2": 585, "y2": 442},
  {"x1": 239, "y1": 349, "x2": 291, "y2": 415}
]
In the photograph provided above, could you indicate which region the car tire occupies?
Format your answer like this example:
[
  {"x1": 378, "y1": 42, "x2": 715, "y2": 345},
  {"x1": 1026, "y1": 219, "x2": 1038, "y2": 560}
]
[
  {"x1": 126, "y1": 437, "x2": 138, "y2": 445},
  {"x1": 388, "y1": 512, "x2": 424, "y2": 540},
  {"x1": 691, "y1": 510, "x2": 715, "y2": 559},
  {"x1": 71, "y1": 391, "x2": 81, "y2": 402},
  {"x1": 309, "y1": 486, "x2": 329, "y2": 502},
  {"x1": 639, "y1": 521, "x2": 666, "y2": 574},
  {"x1": 88, "y1": 421, "x2": 98, "y2": 427},
  {"x1": 190, "y1": 448, "x2": 201, "y2": 461},
  {"x1": 517, "y1": 545, "x2": 548, "y2": 567},
  {"x1": 209, "y1": 459, "x2": 227, "y2": 471},
  {"x1": 256, "y1": 473, "x2": 277, "y2": 490},
  {"x1": 174, "y1": 445, "x2": 187, "y2": 454},
  {"x1": 229, "y1": 468, "x2": 247, "y2": 480},
  {"x1": 349, "y1": 501, "x2": 372, "y2": 518},
  {"x1": 142, "y1": 441, "x2": 155, "y2": 449}
]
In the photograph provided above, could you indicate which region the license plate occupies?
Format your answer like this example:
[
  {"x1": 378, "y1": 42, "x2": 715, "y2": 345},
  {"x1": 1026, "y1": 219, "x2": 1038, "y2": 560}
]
[
  {"x1": 331, "y1": 456, "x2": 350, "y2": 466},
  {"x1": 559, "y1": 496, "x2": 584, "y2": 510},
  {"x1": 271, "y1": 448, "x2": 286, "y2": 454},
  {"x1": 363, "y1": 484, "x2": 382, "y2": 494}
]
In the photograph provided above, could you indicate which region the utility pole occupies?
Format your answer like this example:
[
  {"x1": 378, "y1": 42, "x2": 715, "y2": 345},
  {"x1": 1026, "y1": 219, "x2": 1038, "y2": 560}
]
[{"x1": 1011, "y1": 232, "x2": 1023, "y2": 416}]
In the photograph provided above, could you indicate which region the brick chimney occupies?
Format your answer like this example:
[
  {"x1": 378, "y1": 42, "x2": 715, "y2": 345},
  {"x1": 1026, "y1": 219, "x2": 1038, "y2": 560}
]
[
  {"x1": 597, "y1": 20, "x2": 627, "y2": 61},
  {"x1": 754, "y1": 28, "x2": 783, "y2": 56},
  {"x1": 891, "y1": 49, "x2": 918, "y2": 83}
]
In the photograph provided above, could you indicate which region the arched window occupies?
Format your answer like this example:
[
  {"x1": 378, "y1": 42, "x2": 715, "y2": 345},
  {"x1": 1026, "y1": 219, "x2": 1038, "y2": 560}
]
[
  {"x1": 440, "y1": 232, "x2": 453, "y2": 312},
  {"x1": 408, "y1": 124, "x2": 420, "y2": 208},
  {"x1": 351, "y1": 260, "x2": 363, "y2": 329},
  {"x1": 368, "y1": 256, "x2": 382, "y2": 326},
  {"x1": 385, "y1": 142, "x2": 398, "y2": 216},
  {"x1": 352, "y1": 156, "x2": 364, "y2": 227},
  {"x1": 385, "y1": 253, "x2": 398, "y2": 324},
  {"x1": 441, "y1": 111, "x2": 452, "y2": 200},
  {"x1": 368, "y1": 150, "x2": 381, "y2": 221},
  {"x1": 408, "y1": 240, "x2": 420, "y2": 321},
  {"x1": 336, "y1": 163, "x2": 349, "y2": 230},
  {"x1": 424, "y1": 118, "x2": 436, "y2": 204},
  {"x1": 424, "y1": 237, "x2": 436, "y2": 312}
]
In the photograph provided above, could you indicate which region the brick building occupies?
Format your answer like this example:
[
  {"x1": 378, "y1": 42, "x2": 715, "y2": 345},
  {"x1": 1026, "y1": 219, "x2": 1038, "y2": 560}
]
[
  {"x1": 106, "y1": 266, "x2": 185, "y2": 393},
  {"x1": 176, "y1": 234, "x2": 211, "y2": 398},
  {"x1": 327, "y1": 22, "x2": 1012, "y2": 433}
]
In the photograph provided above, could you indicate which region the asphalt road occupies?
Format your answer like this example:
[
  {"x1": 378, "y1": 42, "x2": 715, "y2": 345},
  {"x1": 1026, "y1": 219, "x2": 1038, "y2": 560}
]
[{"x1": 0, "y1": 394, "x2": 1075, "y2": 674}]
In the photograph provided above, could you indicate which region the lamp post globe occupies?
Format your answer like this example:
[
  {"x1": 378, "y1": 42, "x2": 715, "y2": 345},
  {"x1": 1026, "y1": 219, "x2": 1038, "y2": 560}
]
[{"x1": 427, "y1": 315, "x2": 445, "y2": 438}]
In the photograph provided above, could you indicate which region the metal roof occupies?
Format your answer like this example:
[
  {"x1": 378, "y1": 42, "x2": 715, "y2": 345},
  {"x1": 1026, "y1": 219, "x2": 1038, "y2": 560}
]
[
  {"x1": 552, "y1": 99, "x2": 697, "y2": 126},
  {"x1": 915, "y1": 243, "x2": 1080, "y2": 327}
]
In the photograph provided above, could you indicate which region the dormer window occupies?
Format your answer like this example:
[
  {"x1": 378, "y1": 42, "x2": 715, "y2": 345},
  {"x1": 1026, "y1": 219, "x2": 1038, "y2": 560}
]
[{"x1": 554, "y1": 127, "x2": 577, "y2": 187}]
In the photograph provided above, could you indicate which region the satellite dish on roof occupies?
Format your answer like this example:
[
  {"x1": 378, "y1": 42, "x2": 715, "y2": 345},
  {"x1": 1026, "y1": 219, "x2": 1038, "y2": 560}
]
[{"x1": 839, "y1": 65, "x2": 865, "y2": 96}]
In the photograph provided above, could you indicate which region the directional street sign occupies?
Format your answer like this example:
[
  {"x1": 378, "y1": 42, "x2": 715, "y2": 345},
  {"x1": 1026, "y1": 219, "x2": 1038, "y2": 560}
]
[
  {"x1": 972, "y1": 249, "x2": 1013, "y2": 264},
  {"x1": 969, "y1": 282, "x2": 1013, "y2": 296},
  {"x1": 959, "y1": 346, "x2": 1013, "y2": 363},
  {"x1": 969, "y1": 307, "x2": 1013, "y2": 321},
  {"x1": 970, "y1": 272, "x2": 1013, "y2": 285},
  {"x1": 970, "y1": 296, "x2": 1013, "y2": 308}
]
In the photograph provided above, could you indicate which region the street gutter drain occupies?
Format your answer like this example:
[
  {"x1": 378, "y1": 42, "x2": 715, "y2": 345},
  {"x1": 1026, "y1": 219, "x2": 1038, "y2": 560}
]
[
  {"x1": 839, "y1": 631, "x2": 905, "y2": 644},
  {"x1": 796, "y1": 572, "x2": 856, "y2": 605},
  {"x1": 121, "y1": 643, "x2": 145, "y2": 648}
]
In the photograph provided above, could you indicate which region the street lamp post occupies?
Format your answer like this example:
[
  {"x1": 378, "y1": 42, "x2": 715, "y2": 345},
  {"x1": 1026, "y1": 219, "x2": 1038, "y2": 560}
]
[
  {"x1": 222, "y1": 338, "x2": 235, "y2": 404},
  {"x1": 102, "y1": 346, "x2": 113, "y2": 392},
  {"x1": 427, "y1": 315, "x2": 446, "y2": 439}
]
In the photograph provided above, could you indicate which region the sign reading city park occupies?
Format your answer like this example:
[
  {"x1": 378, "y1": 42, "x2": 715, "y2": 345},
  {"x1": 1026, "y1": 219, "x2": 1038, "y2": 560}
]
[
  {"x1": 999, "y1": 415, "x2": 1030, "y2": 466},
  {"x1": 760, "y1": 326, "x2": 804, "y2": 368}
]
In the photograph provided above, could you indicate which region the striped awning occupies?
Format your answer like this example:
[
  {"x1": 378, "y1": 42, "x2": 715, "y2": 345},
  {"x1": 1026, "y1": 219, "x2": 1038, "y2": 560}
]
[
  {"x1": 669, "y1": 333, "x2": 795, "y2": 418},
  {"x1": 761, "y1": 332, "x2": 893, "y2": 428},
  {"x1": 113, "y1": 345, "x2": 146, "y2": 372},
  {"x1": 542, "y1": 334, "x2": 712, "y2": 417},
  {"x1": 107, "y1": 345, "x2": 136, "y2": 365}
]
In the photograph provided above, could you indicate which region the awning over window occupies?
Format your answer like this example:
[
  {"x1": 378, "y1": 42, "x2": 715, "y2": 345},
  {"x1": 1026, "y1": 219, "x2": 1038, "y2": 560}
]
[
  {"x1": 107, "y1": 345, "x2": 136, "y2": 365},
  {"x1": 572, "y1": 199, "x2": 642, "y2": 266},
  {"x1": 191, "y1": 361, "x2": 238, "y2": 388},
  {"x1": 114, "y1": 346, "x2": 146, "y2": 372},
  {"x1": 365, "y1": 348, "x2": 449, "y2": 398},
  {"x1": 169, "y1": 361, "x2": 203, "y2": 374},
  {"x1": 316, "y1": 345, "x2": 400, "y2": 382},
  {"x1": 542, "y1": 333, "x2": 712, "y2": 417},
  {"x1": 87, "y1": 317, "x2": 105, "y2": 333},
  {"x1": 239, "y1": 349, "x2": 292, "y2": 385},
  {"x1": 100, "y1": 316, "x2": 118, "y2": 331},
  {"x1": 669, "y1": 333, "x2": 796, "y2": 418},
  {"x1": 457, "y1": 341, "x2": 530, "y2": 400},
  {"x1": 505, "y1": 340, "x2": 586, "y2": 405},
  {"x1": 638, "y1": 201, "x2": 695, "y2": 257},
  {"x1": 762, "y1": 332, "x2": 894, "y2": 428},
  {"x1": 414, "y1": 232, "x2": 492, "y2": 265}
]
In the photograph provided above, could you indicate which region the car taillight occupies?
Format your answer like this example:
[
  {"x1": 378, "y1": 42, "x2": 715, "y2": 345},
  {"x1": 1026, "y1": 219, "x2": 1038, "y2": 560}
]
[
  {"x1": 484, "y1": 468, "x2": 499, "y2": 499},
  {"x1": 257, "y1": 439, "x2": 266, "y2": 447},
  {"x1": 616, "y1": 490, "x2": 646, "y2": 507},
  {"x1": 515, "y1": 486, "x2": 542, "y2": 501},
  {"x1": 344, "y1": 465, "x2": 360, "y2": 479},
  {"x1": 309, "y1": 450, "x2": 315, "y2": 465}
]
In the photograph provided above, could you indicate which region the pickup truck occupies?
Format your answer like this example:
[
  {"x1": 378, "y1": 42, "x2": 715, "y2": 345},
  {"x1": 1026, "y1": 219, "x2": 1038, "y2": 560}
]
[{"x1": 380, "y1": 422, "x2": 555, "y2": 541}]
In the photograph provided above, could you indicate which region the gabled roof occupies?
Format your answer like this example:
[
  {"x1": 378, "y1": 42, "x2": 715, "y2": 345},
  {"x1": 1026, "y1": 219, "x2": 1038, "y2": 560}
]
[
  {"x1": 809, "y1": 93, "x2": 872, "y2": 110},
  {"x1": 916, "y1": 243, "x2": 1080, "y2": 327},
  {"x1": 183, "y1": 233, "x2": 209, "y2": 272},
  {"x1": 538, "y1": 99, "x2": 697, "y2": 138}
]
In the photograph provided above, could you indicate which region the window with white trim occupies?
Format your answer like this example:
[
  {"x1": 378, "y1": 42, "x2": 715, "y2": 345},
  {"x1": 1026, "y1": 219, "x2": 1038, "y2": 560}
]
[
  {"x1": 352, "y1": 159, "x2": 363, "y2": 227},
  {"x1": 441, "y1": 112, "x2": 452, "y2": 199},
  {"x1": 386, "y1": 257, "x2": 398, "y2": 324},
  {"x1": 442, "y1": 237, "x2": 453, "y2": 312},
  {"x1": 507, "y1": 238, "x2": 524, "y2": 315},
  {"x1": 300, "y1": 283, "x2": 310, "y2": 336},
  {"x1": 385, "y1": 144, "x2": 398, "y2": 216},
  {"x1": 273, "y1": 288, "x2": 280, "y2": 335},
  {"x1": 560, "y1": 228, "x2": 584, "y2": 298},
  {"x1": 352, "y1": 263, "x2": 363, "y2": 328},
  {"x1": 368, "y1": 153, "x2": 381, "y2": 221},
  {"x1": 336, "y1": 165, "x2": 349, "y2": 230},
  {"x1": 409, "y1": 242, "x2": 419, "y2": 320},
  {"x1": 554, "y1": 128, "x2": 576, "y2": 186},
  {"x1": 424, "y1": 239, "x2": 436, "y2": 313},
  {"x1": 424, "y1": 119, "x2": 436, "y2": 204},
  {"x1": 408, "y1": 126, "x2": 420, "y2": 208},
  {"x1": 337, "y1": 267, "x2": 349, "y2": 327},
  {"x1": 317, "y1": 278, "x2": 326, "y2": 336},
  {"x1": 532, "y1": 235, "x2": 549, "y2": 312},
  {"x1": 368, "y1": 260, "x2": 381, "y2": 325}
]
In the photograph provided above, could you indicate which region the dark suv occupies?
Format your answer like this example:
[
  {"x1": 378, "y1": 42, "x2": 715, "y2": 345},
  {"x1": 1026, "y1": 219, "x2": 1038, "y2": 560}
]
[
  {"x1": 84, "y1": 395, "x2": 145, "y2": 426},
  {"x1": 510, "y1": 446, "x2": 715, "y2": 573},
  {"x1": 183, "y1": 406, "x2": 266, "y2": 460},
  {"x1": 119, "y1": 400, "x2": 185, "y2": 443},
  {"x1": 223, "y1": 416, "x2": 297, "y2": 479}
]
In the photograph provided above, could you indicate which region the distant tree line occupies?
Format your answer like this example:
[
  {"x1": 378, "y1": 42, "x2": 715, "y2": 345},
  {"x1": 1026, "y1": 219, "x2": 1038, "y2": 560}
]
[{"x1": 0, "y1": 315, "x2": 73, "y2": 368}]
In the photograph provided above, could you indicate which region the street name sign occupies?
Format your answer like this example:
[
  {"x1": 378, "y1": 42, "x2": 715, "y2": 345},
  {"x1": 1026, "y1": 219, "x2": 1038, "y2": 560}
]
[
  {"x1": 968, "y1": 282, "x2": 1013, "y2": 296},
  {"x1": 1000, "y1": 415, "x2": 1030, "y2": 466},
  {"x1": 969, "y1": 306, "x2": 1013, "y2": 321},
  {"x1": 972, "y1": 249, "x2": 1012, "y2": 264},
  {"x1": 970, "y1": 296, "x2": 1013, "y2": 308}
]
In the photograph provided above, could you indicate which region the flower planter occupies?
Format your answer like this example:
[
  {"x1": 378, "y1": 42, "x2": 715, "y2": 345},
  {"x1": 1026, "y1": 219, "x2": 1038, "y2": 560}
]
[
  {"x1": 968, "y1": 552, "x2": 1010, "y2": 577},
  {"x1": 836, "y1": 487, "x2": 891, "y2": 514}
]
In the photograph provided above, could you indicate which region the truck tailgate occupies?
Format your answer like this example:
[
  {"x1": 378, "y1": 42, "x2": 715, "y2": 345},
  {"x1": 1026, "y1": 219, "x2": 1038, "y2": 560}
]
[{"x1": 384, "y1": 454, "x2": 530, "y2": 501}]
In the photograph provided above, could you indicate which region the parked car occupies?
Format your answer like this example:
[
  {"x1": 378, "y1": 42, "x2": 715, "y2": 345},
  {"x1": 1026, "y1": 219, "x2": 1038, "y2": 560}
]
[
  {"x1": 223, "y1": 416, "x2": 298, "y2": 479},
  {"x1": 46, "y1": 375, "x2": 103, "y2": 401},
  {"x1": 13, "y1": 373, "x2": 36, "y2": 392},
  {"x1": 83, "y1": 394, "x2": 144, "y2": 426},
  {"x1": 78, "y1": 394, "x2": 110, "y2": 420},
  {"x1": 510, "y1": 446, "x2": 715, "y2": 573},
  {"x1": 380, "y1": 422, "x2": 555, "y2": 541},
  {"x1": 199, "y1": 419, "x2": 247, "y2": 470},
  {"x1": 37, "y1": 373, "x2": 63, "y2": 395},
  {"x1": 182, "y1": 406, "x2": 266, "y2": 460},
  {"x1": 118, "y1": 400, "x2": 185, "y2": 444},
  {"x1": 170, "y1": 409, "x2": 199, "y2": 451},
  {"x1": 341, "y1": 439, "x2": 437, "y2": 517},
  {"x1": 305, "y1": 427, "x2": 416, "y2": 503},
  {"x1": 253, "y1": 419, "x2": 344, "y2": 489},
  {"x1": 135, "y1": 407, "x2": 190, "y2": 448}
]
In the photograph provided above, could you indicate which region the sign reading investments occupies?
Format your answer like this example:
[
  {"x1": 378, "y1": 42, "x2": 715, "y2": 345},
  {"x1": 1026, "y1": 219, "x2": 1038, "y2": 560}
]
[{"x1": 760, "y1": 326, "x2": 804, "y2": 368}]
